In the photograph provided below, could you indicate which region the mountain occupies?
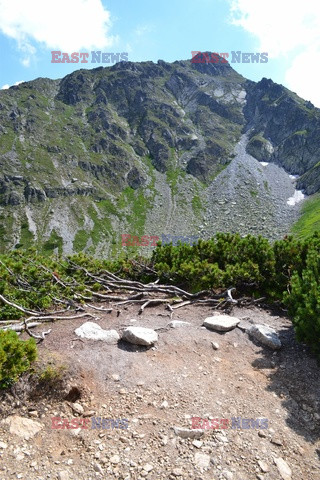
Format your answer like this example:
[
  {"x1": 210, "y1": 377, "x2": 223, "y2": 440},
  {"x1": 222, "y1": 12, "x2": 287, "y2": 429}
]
[{"x1": 0, "y1": 54, "x2": 319, "y2": 255}]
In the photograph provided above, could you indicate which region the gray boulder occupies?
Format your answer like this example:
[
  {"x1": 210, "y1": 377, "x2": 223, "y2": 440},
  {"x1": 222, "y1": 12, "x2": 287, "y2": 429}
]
[
  {"x1": 248, "y1": 324, "x2": 281, "y2": 350},
  {"x1": 203, "y1": 315, "x2": 240, "y2": 332},
  {"x1": 75, "y1": 322, "x2": 119, "y2": 344},
  {"x1": 121, "y1": 326, "x2": 158, "y2": 346}
]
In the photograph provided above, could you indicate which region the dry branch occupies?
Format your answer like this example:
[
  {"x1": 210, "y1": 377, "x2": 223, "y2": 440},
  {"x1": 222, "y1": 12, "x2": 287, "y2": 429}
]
[{"x1": 0, "y1": 294, "x2": 39, "y2": 316}]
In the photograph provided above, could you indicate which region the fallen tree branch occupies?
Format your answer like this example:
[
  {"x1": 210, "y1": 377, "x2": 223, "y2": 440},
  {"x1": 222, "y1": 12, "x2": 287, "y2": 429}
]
[
  {"x1": 0, "y1": 294, "x2": 39, "y2": 316},
  {"x1": 84, "y1": 304, "x2": 113, "y2": 312},
  {"x1": 138, "y1": 299, "x2": 170, "y2": 314}
]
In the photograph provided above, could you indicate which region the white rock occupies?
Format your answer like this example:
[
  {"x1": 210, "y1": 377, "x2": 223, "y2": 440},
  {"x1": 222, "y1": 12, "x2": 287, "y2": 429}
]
[
  {"x1": 93, "y1": 463, "x2": 103, "y2": 474},
  {"x1": 143, "y1": 464, "x2": 153, "y2": 472},
  {"x1": 174, "y1": 427, "x2": 204, "y2": 439},
  {"x1": 194, "y1": 452, "x2": 210, "y2": 469},
  {"x1": 121, "y1": 327, "x2": 158, "y2": 346},
  {"x1": 0, "y1": 442, "x2": 7, "y2": 449},
  {"x1": 211, "y1": 342, "x2": 220, "y2": 350},
  {"x1": 248, "y1": 324, "x2": 282, "y2": 350},
  {"x1": 258, "y1": 460, "x2": 269, "y2": 472},
  {"x1": 167, "y1": 320, "x2": 191, "y2": 328},
  {"x1": 75, "y1": 322, "x2": 119, "y2": 343},
  {"x1": 172, "y1": 468, "x2": 183, "y2": 476},
  {"x1": 192, "y1": 440, "x2": 203, "y2": 448},
  {"x1": 71, "y1": 403, "x2": 84, "y2": 414},
  {"x1": 58, "y1": 471, "x2": 70, "y2": 480},
  {"x1": 222, "y1": 470, "x2": 233, "y2": 479},
  {"x1": 203, "y1": 315, "x2": 240, "y2": 332},
  {"x1": 160, "y1": 400, "x2": 169, "y2": 409},
  {"x1": 2, "y1": 415, "x2": 43, "y2": 439},
  {"x1": 274, "y1": 457, "x2": 292, "y2": 479},
  {"x1": 110, "y1": 454, "x2": 120, "y2": 464}
]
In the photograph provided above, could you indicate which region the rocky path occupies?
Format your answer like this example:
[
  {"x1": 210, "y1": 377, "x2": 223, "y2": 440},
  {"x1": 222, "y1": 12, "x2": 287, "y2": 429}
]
[{"x1": 0, "y1": 303, "x2": 319, "y2": 479}]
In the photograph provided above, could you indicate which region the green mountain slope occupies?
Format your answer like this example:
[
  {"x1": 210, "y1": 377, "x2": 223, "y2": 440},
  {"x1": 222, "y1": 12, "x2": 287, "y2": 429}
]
[{"x1": 0, "y1": 54, "x2": 319, "y2": 255}]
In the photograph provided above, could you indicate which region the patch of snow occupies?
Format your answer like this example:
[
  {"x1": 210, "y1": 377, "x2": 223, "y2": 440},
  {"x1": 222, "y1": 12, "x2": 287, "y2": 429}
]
[
  {"x1": 287, "y1": 190, "x2": 305, "y2": 206},
  {"x1": 260, "y1": 162, "x2": 269, "y2": 167},
  {"x1": 289, "y1": 174, "x2": 299, "y2": 180},
  {"x1": 25, "y1": 206, "x2": 38, "y2": 237}
]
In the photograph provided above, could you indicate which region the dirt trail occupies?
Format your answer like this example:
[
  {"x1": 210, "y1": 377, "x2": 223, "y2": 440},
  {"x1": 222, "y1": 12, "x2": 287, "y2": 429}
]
[{"x1": 0, "y1": 303, "x2": 319, "y2": 479}]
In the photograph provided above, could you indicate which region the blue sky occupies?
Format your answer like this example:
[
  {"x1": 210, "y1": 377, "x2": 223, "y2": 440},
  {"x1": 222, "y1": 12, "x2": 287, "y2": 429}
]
[{"x1": 0, "y1": 0, "x2": 319, "y2": 106}]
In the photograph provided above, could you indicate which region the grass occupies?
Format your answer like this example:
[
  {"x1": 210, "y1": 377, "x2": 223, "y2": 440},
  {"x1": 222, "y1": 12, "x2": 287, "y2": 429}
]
[
  {"x1": 42, "y1": 229, "x2": 64, "y2": 255},
  {"x1": 291, "y1": 193, "x2": 320, "y2": 238},
  {"x1": 191, "y1": 194, "x2": 203, "y2": 216},
  {"x1": 73, "y1": 229, "x2": 91, "y2": 251}
]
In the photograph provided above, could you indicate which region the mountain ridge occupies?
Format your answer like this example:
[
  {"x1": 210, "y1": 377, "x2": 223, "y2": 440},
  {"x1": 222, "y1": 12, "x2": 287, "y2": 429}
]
[{"x1": 0, "y1": 55, "x2": 319, "y2": 255}]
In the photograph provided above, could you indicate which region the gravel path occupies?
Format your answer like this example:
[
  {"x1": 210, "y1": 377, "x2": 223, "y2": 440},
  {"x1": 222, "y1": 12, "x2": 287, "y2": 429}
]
[{"x1": 0, "y1": 303, "x2": 319, "y2": 479}]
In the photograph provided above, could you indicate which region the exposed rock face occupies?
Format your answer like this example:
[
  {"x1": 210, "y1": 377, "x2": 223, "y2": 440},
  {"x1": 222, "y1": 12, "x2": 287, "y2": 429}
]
[
  {"x1": 0, "y1": 55, "x2": 319, "y2": 255},
  {"x1": 244, "y1": 77, "x2": 320, "y2": 190}
]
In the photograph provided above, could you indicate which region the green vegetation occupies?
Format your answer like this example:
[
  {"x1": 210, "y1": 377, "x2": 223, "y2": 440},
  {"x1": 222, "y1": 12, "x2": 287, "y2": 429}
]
[
  {"x1": 291, "y1": 194, "x2": 320, "y2": 238},
  {"x1": 38, "y1": 363, "x2": 66, "y2": 382},
  {"x1": 73, "y1": 229, "x2": 91, "y2": 251},
  {"x1": 191, "y1": 194, "x2": 203, "y2": 216},
  {"x1": 283, "y1": 235, "x2": 320, "y2": 355},
  {"x1": 293, "y1": 130, "x2": 308, "y2": 136},
  {"x1": 0, "y1": 330, "x2": 37, "y2": 389},
  {"x1": 42, "y1": 229, "x2": 64, "y2": 255},
  {"x1": 0, "y1": 232, "x2": 320, "y2": 360},
  {"x1": 117, "y1": 187, "x2": 149, "y2": 235}
]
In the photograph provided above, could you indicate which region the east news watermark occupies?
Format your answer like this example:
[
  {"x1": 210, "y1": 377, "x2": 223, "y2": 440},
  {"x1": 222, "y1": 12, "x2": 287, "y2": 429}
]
[
  {"x1": 51, "y1": 51, "x2": 128, "y2": 64},
  {"x1": 121, "y1": 233, "x2": 200, "y2": 247},
  {"x1": 192, "y1": 417, "x2": 269, "y2": 429},
  {"x1": 51, "y1": 417, "x2": 129, "y2": 430},
  {"x1": 191, "y1": 51, "x2": 268, "y2": 64}
]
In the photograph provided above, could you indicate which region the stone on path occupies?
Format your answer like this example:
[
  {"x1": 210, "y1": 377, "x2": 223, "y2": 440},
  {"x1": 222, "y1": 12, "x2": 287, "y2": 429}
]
[
  {"x1": 248, "y1": 324, "x2": 281, "y2": 350},
  {"x1": 274, "y1": 457, "x2": 292, "y2": 480},
  {"x1": 203, "y1": 315, "x2": 240, "y2": 332},
  {"x1": 174, "y1": 427, "x2": 204, "y2": 439},
  {"x1": 194, "y1": 452, "x2": 210, "y2": 469},
  {"x1": 75, "y1": 322, "x2": 119, "y2": 343},
  {"x1": 3, "y1": 415, "x2": 43, "y2": 439},
  {"x1": 167, "y1": 320, "x2": 191, "y2": 328},
  {"x1": 121, "y1": 326, "x2": 158, "y2": 346}
]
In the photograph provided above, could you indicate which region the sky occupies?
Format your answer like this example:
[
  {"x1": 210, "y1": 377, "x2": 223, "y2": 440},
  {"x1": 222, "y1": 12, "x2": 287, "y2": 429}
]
[{"x1": 0, "y1": 0, "x2": 319, "y2": 106}]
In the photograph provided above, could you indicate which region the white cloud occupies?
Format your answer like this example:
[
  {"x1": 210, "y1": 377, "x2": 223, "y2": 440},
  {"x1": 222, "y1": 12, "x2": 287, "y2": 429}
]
[
  {"x1": 285, "y1": 49, "x2": 320, "y2": 106},
  {"x1": 229, "y1": 0, "x2": 320, "y2": 106},
  {"x1": 0, "y1": 0, "x2": 115, "y2": 66},
  {"x1": 134, "y1": 24, "x2": 154, "y2": 37},
  {"x1": 1, "y1": 81, "x2": 24, "y2": 89}
]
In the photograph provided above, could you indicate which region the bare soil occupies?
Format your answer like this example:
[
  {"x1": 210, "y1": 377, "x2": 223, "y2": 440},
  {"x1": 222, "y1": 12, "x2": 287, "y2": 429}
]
[{"x1": 0, "y1": 302, "x2": 319, "y2": 479}]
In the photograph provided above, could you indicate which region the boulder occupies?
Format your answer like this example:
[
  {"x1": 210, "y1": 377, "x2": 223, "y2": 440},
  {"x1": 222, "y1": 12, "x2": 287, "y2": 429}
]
[
  {"x1": 248, "y1": 324, "x2": 281, "y2": 350},
  {"x1": 3, "y1": 415, "x2": 43, "y2": 439},
  {"x1": 121, "y1": 326, "x2": 158, "y2": 346},
  {"x1": 75, "y1": 322, "x2": 119, "y2": 343},
  {"x1": 203, "y1": 315, "x2": 240, "y2": 332}
]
